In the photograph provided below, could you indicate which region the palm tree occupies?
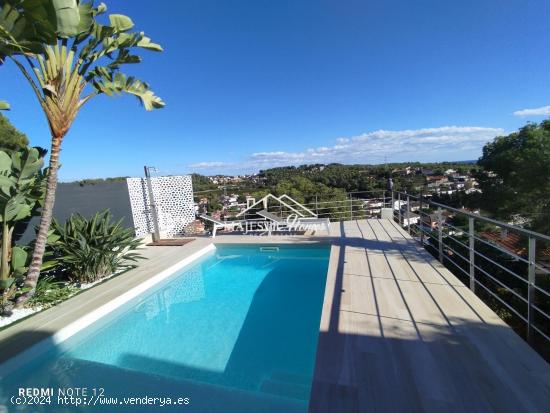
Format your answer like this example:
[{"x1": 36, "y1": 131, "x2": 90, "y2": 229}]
[{"x1": 0, "y1": 1, "x2": 164, "y2": 304}]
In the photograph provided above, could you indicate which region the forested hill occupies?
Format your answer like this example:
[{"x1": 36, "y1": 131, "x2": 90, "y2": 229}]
[{"x1": 258, "y1": 162, "x2": 477, "y2": 192}]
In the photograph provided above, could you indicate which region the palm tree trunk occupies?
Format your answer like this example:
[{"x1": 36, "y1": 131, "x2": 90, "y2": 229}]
[
  {"x1": 1, "y1": 217, "x2": 10, "y2": 281},
  {"x1": 15, "y1": 136, "x2": 62, "y2": 306}
]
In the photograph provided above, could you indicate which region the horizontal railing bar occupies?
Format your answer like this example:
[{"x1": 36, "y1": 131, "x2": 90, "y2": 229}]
[
  {"x1": 416, "y1": 225, "x2": 439, "y2": 240},
  {"x1": 443, "y1": 222, "x2": 467, "y2": 234},
  {"x1": 473, "y1": 250, "x2": 529, "y2": 284},
  {"x1": 301, "y1": 199, "x2": 382, "y2": 206},
  {"x1": 534, "y1": 262, "x2": 550, "y2": 275},
  {"x1": 389, "y1": 190, "x2": 550, "y2": 347},
  {"x1": 474, "y1": 250, "x2": 529, "y2": 283},
  {"x1": 533, "y1": 284, "x2": 550, "y2": 299},
  {"x1": 443, "y1": 233, "x2": 470, "y2": 250},
  {"x1": 416, "y1": 210, "x2": 433, "y2": 218},
  {"x1": 532, "y1": 304, "x2": 550, "y2": 321},
  {"x1": 418, "y1": 230, "x2": 440, "y2": 246},
  {"x1": 473, "y1": 279, "x2": 528, "y2": 322},
  {"x1": 313, "y1": 211, "x2": 374, "y2": 216},
  {"x1": 425, "y1": 199, "x2": 550, "y2": 243},
  {"x1": 472, "y1": 234, "x2": 530, "y2": 265},
  {"x1": 441, "y1": 243, "x2": 470, "y2": 264},
  {"x1": 270, "y1": 210, "x2": 376, "y2": 216},
  {"x1": 443, "y1": 254, "x2": 471, "y2": 278},
  {"x1": 473, "y1": 264, "x2": 528, "y2": 303},
  {"x1": 347, "y1": 190, "x2": 387, "y2": 195},
  {"x1": 531, "y1": 324, "x2": 550, "y2": 343},
  {"x1": 299, "y1": 204, "x2": 379, "y2": 210}
]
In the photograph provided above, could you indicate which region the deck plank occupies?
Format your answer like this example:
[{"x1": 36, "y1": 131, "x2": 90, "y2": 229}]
[{"x1": 310, "y1": 219, "x2": 550, "y2": 413}]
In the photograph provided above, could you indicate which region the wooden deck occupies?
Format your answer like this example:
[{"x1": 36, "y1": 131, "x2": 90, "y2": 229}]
[{"x1": 309, "y1": 219, "x2": 550, "y2": 413}]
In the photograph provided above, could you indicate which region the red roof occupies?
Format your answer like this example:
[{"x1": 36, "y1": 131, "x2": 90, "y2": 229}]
[{"x1": 480, "y1": 231, "x2": 526, "y2": 257}]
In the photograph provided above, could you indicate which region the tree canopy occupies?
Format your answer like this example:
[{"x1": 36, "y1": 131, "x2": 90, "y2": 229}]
[
  {"x1": 0, "y1": 0, "x2": 165, "y2": 304},
  {"x1": 478, "y1": 120, "x2": 550, "y2": 233},
  {"x1": 0, "y1": 113, "x2": 28, "y2": 151}
]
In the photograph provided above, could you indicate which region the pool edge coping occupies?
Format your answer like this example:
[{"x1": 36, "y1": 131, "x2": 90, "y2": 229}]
[
  {"x1": 0, "y1": 237, "x2": 334, "y2": 375},
  {"x1": 0, "y1": 243, "x2": 216, "y2": 377}
]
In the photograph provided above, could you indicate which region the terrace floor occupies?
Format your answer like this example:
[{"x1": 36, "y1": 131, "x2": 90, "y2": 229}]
[
  {"x1": 0, "y1": 219, "x2": 549, "y2": 412},
  {"x1": 309, "y1": 219, "x2": 550, "y2": 413}
]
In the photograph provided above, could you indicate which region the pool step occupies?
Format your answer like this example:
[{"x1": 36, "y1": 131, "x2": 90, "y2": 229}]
[
  {"x1": 260, "y1": 246, "x2": 279, "y2": 252},
  {"x1": 57, "y1": 357, "x2": 306, "y2": 412},
  {"x1": 260, "y1": 376, "x2": 311, "y2": 400}
]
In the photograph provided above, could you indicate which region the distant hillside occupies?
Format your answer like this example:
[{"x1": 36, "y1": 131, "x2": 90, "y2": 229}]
[{"x1": 62, "y1": 177, "x2": 129, "y2": 186}]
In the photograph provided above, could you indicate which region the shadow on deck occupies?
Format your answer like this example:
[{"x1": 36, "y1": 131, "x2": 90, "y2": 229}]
[{"x1": 309, "y1": 219, "x2": 550, "y2": 413}]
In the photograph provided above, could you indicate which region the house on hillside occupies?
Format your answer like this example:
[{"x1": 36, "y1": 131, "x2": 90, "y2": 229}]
[
  {"x1": 465, "y1": 187, "x2": 482, "y2": 194},
  {"x1": 393, "y1": 199, "x2": 407, "y2": 211},
  {"x1": 426, "y1": 175, "x2": 449, "y2": 188},
  {"x1": 408, "y1": 201, "x2": 422, "y2": 212},
  {"x1": 480, "y1": 231, "x2": 526, "y2": 258},
  {"x1": 421, "y1": 211, "x2": 448, "y2": 230},
  {"x1": 364, "y1": 199, "x2": 384, "y2": 215},
  {"x1": 402, "y1": 212, "x2": 420, "y2": 227}
]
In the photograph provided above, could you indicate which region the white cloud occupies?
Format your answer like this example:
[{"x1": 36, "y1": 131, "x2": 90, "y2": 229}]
[
  {"x1": 246, "y1": 126, "x2": 503, "y2": 167},
  {"x1": 513, "y1": 105, "x2": 550, "y2": 117},
  {"x1": 187, "y1": 161, "x2": 230, "y2": 169},
  {"x1": 189, "y1": 125, "x2": 503, "y2": 173}
]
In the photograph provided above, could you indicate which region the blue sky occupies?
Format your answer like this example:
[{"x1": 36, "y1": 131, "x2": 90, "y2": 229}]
[{"x1": 3, "y1": 0, "x2": 550, "y2": 180}]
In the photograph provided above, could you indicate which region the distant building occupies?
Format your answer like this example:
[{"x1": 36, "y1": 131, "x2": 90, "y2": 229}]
[
  {"x1": 402, "y1": 212, "x2": 420, "y2": 227},
  {"x1": 480, "y1": 231, "x2": 526, "y2": 257},
  {"x1": 421, "y1": 212, "x2": 448, "y2": 230},
  {"x1": 408, "y1": 201, "x2": 422, "y2": 212},
  {"x1": 465, "y1": 188, "x2": 482, "y2": 194}
]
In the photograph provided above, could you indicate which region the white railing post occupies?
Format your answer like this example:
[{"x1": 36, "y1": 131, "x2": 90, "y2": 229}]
[
  {"x1": 527, "y1": 237, "x2": 536, "y2": 344},
  {"x1": 419, "y1": 191, "x2": 424, "y2": 245},
  {"x1": 406, "y1": 195, "x2": 411, "y2": 235},
  {"x1": 315, "y1": 195, "x2": 319, "y2": 216},
  {"x1": 437, "y1": 207, "x2": 443, "y2": 263},
  {"x1": 469, "y1": 217, "x2": 475, "y2": 292},
  {"x1": 349, "y1": 193, "x2": 353, "y2": 220},
  {"x1": 398, "y1": 192, "x2": 402, "y2": 226}
]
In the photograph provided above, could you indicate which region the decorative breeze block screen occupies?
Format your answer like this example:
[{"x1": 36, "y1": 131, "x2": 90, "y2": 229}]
[{"x1": 127, "y1": 175, "x2": 195, "y2": 238}]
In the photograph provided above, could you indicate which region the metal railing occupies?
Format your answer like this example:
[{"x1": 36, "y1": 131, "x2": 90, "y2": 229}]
[
  {"x1": 249, "y1": 190, "x2": 391, "y2": 222},
  {"x1": 390, "y1": 190, "x2": 550, "y2": 352}
]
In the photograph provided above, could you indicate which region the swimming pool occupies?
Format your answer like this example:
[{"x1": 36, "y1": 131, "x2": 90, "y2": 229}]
[{"x1": 0, "y1": 244, "x2": 330, "y2": 412}]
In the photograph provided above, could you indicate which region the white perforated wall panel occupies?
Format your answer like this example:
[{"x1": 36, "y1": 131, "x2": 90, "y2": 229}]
[{"x1": 127, "y1": 175, "x2": 195, "y2": 238}]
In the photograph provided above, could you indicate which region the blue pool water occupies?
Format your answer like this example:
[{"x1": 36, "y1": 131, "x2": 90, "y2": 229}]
[{"x1": 0, "y1": 244, "x2": 330, "y2": 412}]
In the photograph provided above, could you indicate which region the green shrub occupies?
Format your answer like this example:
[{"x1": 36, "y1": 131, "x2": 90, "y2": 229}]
[
  {"x1": 27, "y1": 276, "x2": 78, "y2": 308},
  {"x1": 49, "y1": 211, "x2": 144, "y2": 283},
  {"x1": 0, "y1": 147, "x2": 46, "y2": 283},
  {"x1": 0, "y1": 279, "x2": 30, "y2": 315}
]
